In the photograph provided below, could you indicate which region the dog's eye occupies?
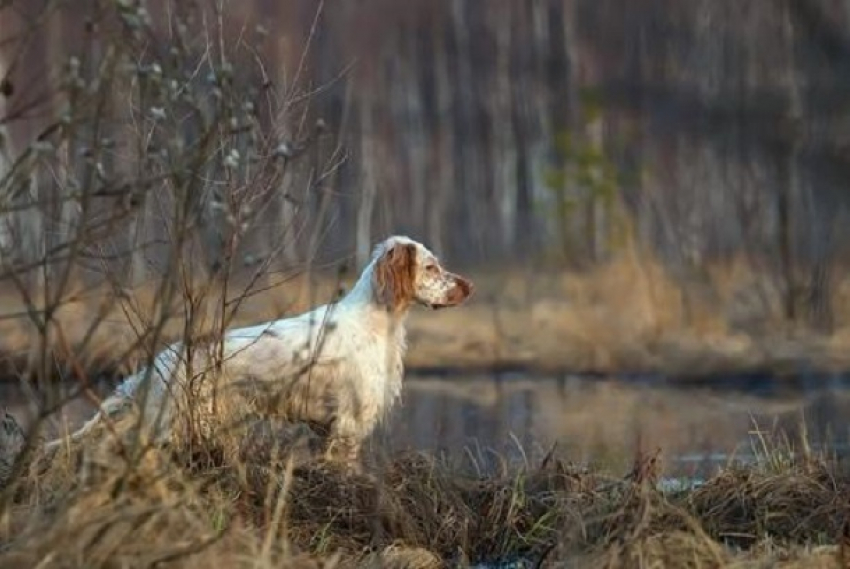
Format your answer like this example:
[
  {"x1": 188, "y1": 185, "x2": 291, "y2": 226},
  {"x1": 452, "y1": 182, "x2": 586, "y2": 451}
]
[{"x1": 425, "y1": 264, "x2": 439, "y2": 274}]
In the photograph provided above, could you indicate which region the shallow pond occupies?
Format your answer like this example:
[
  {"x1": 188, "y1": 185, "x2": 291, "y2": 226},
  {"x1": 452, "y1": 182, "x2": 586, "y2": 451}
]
[{"x1": 4, "y1": 371, "x2": 850, "y2": 479}]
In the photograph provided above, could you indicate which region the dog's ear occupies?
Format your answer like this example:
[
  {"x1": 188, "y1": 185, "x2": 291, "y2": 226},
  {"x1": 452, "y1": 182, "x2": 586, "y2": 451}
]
[{"x1": 374, "y1": 242, "x2": 417, "y2": 311}]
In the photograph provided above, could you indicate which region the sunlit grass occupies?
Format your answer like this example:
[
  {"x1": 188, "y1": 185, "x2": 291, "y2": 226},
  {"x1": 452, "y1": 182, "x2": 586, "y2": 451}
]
[{"x1": 2, "y1": 413, "x2": 850, "y2": 568}]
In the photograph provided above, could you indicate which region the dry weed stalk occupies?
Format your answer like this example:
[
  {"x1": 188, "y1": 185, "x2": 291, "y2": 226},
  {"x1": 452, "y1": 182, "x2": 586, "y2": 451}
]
[
  {"x1": 6, "y1": 404, "x2": 850, "y2": 568},
  {"x1": 0, "y1": 0, "x2": 342, "y2": 566}
]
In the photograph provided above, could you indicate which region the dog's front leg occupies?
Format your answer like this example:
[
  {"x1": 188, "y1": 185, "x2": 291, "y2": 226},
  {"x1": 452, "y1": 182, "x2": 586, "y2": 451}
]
[{"x1": 323, "y1": 434, "x2": 363, "y2": 474}]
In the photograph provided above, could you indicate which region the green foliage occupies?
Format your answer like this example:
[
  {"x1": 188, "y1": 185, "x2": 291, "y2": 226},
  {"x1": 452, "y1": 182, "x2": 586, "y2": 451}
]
[{"x1": 542, "y1": 88, "x2": 639, "y2": 263}]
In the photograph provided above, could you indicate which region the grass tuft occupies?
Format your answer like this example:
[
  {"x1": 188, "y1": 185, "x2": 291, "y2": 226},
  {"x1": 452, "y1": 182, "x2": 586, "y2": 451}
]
[{"x1": 2, "y1": 415, "x2": 850, "y2": 567}]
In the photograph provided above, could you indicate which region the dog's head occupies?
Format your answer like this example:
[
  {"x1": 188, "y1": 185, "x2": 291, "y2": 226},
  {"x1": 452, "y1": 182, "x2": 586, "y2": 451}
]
[{"x1": 372, "y1": 236, "x2": 474, "y2": 313}]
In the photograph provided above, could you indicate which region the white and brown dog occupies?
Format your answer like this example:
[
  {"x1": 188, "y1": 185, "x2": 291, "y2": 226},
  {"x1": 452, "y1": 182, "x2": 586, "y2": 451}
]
[{"x1": 43, "y1": 235, "x2": 474, "y2": 466}]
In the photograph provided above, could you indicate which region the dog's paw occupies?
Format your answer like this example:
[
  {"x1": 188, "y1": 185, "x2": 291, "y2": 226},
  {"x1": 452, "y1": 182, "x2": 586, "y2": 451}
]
[{"x1": 238, "y1": 418, "x2": 326, "y2": 468}]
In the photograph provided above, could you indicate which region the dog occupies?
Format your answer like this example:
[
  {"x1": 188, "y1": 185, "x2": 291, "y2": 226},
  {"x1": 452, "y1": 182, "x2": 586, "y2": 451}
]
[{"x1": 42, "y1": 235, "x2": 474, "y2": 466}]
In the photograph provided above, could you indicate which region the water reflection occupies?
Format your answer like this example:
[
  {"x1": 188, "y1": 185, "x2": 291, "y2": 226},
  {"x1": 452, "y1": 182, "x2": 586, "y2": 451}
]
[
  {"x1": 384, "y1": 373, "x2": 850, "y2": 478},
  {"x1": 4, "y1": 373, "x2": 850, "y2": 478}
]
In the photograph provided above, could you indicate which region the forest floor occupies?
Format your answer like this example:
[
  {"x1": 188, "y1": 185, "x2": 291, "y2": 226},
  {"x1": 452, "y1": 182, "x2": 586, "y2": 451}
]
[{"x1": 0, "y1": 250, "x2": 848, "y2": 383}]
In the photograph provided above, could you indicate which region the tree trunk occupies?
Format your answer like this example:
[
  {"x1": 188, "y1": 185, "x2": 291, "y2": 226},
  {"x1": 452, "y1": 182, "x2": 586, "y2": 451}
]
[
  {"x1": 585, "y1": 112, "x2": 605, "y2": 262},
  {"x1": 490, "y1": 3, "x2": 518, "y2": 257},
  {"x1": 529, "y1": 0, "x2": 556, "y2": 253},
  {"x1": 0, "y1": 50, "x2": 14, "y2": 260},
  {"x1": 403, "y1": 31, "x2": 427, "y2": 238},
  {"x1": 450, "y1": 0, "x2": 486, "y2": 257},
  {"x1": 355, "y1": 93, "x2": 377, "y2": 270},
  {"x1": 779, "y1": 0, "x2": 802, "y2": 324}
]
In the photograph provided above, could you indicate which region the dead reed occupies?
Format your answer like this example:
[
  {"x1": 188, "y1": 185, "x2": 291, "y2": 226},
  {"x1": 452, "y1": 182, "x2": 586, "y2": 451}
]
[{"x1": 3, "y1": 414, "x2": 850, "y2": 568}]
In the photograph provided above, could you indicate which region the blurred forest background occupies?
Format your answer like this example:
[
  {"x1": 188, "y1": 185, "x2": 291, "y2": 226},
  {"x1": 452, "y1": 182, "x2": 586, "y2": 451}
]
[{"x1": 3, "y1": 0, "x2": 850, "y2": 375}]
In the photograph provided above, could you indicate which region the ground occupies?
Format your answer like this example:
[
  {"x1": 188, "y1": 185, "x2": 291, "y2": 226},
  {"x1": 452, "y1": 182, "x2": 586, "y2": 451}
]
[{"x1": 1, "y1": 413, "x2": 849, "y2": 568}]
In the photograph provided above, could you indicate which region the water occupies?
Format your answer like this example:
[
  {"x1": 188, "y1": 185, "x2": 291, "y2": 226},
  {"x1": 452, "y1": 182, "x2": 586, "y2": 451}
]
[
  {"x1": 388, "y1": 372, "x2": 850, "y2": 478},
  {"x1": 4, "y1": 372, "x2": 850, "y2": 479}
]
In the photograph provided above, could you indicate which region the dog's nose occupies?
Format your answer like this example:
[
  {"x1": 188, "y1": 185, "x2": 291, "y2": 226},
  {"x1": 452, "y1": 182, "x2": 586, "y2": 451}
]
[
  {"x1": 447, "y1": 275, "x2": 473, "y2": 304},
  {"x1": 462, "y1": 278, "x2": 474, "y2": 296},
  {"x1": 456, "y1": 275, "x2": 474, "y2": 296}
]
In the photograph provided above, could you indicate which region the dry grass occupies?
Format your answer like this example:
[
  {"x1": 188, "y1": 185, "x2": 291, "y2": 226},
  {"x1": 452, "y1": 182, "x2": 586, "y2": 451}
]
[
  {"x1": 1, "y1": 245, "x2": 850, "y2": 384},
  {"x1": 3, "y1": 413, "x2": 850, "y2": 568},
  {"x1": 408, "y1": 245, "x2": 850, "y2": 377}
]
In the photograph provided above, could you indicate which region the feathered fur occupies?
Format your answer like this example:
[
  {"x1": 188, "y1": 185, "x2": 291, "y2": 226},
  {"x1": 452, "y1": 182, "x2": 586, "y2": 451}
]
[{"x1": 42, "y1": 236, "x2": 474, "y2": 465}]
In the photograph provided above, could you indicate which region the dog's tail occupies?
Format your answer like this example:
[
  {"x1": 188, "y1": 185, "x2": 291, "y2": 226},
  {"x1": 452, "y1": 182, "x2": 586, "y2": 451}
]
[
  {"x1": 43, "y1": 346, "x2": 180, "y2": 453},
  {"x1": 42, "y1": 393, "x2": 131, "y2": 453}
]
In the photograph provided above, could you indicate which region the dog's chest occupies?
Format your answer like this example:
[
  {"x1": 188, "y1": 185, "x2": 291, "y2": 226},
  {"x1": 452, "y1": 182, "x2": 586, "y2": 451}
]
[{"x1": 347, "y1": 323, "x2": 406, "y2": 410}]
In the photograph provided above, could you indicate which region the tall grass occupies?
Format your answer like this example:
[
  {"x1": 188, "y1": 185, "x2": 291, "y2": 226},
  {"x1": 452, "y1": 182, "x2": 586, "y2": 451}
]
[
  {"x1": 0, "y1": 0, "x2": 329, "y2": 544},
  {"x1": 5, "y1": 409, "x2": 850, "y2": 567},
  {"x1": 0, "y1": 1, "x2": 369, "y2": 442}
]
